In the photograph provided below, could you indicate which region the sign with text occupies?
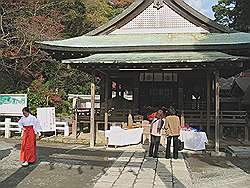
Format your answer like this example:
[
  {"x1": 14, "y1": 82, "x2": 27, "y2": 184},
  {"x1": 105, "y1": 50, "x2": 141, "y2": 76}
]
[
  {"x1": 37, "y1": 107, "x2": 56, "y2": 132},
  {"x1": 0, "y1": 94, "x2": 27, "y2": 116}
]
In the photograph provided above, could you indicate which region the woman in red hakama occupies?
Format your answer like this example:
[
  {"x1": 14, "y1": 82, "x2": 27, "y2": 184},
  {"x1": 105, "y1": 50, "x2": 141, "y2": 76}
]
[
  {"x1": 20, "y1": 126, "x2": 36, "y2": 164},
  {"x1": 18, "y1": 107, "x2": 41, "y2": 167}
]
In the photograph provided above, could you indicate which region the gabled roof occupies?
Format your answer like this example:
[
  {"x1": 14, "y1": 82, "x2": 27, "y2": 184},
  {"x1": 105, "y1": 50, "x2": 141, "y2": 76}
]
[
  {"x1": 36, "y1": 0, "x2": 247, "y2": 62},
  {"x1": 87, "y1": 0, "x2": 230, "y2": 36},
  {"x1": 37, "y1": 32, "x2": 250, "y2": 53}
]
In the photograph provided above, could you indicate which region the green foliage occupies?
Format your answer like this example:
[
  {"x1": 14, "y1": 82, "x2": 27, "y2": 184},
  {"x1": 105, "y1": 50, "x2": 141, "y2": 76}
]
[
  {"x1": 213, "y1": 0, "x2": 250, "y2": 32},
  {"x1": 1, "y1": 0, "x2": 133, "y2": 116},
  {"x1": 213, "y1": 0, "x2": 236, "y2": 27},
  {"x1": 27, "y1": 80, "x2": 51, "y2": 114},
  {"x1": 26, "y1": 79, "x2": 73, "y2": 116}
]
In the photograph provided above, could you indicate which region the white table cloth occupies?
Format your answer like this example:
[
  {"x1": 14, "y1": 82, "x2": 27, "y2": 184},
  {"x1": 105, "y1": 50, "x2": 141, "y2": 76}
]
[
  {"x1": 105, "y1": 126, "x2": 143, "y2": 146},
  {"x1": 179, "y1": 130, "x2": 208, "y2": 150}
]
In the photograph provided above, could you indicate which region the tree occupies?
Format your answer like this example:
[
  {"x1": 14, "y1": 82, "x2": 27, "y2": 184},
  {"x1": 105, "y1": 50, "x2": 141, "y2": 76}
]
[
  {"x1": 213, "y1": 0, "x2": 250, "y2": 32},
  {"x1": 0, "y1": 0, "x2": 133, "y2": 115}
]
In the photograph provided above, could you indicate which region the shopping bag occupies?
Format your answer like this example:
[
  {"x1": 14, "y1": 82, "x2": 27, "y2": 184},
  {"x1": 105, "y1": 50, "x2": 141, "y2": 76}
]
[{"x1": 178, "y1": 139, "x2": 184, "y2": 151}]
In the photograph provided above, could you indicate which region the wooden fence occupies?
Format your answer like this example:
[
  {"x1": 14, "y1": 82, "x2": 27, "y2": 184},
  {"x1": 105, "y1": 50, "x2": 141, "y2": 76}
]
[
  {"x1": 0, "y1": 118, "x2": 70, "y2": 138},
  {"x1": 184, "y1": 110, "x2": 249, "y2": 141}
]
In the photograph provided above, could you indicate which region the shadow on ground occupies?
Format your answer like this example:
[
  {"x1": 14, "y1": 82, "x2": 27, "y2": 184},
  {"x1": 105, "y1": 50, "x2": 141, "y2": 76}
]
[{"x1": 0, "y1": 143, "x2": 122, "y2": 188}]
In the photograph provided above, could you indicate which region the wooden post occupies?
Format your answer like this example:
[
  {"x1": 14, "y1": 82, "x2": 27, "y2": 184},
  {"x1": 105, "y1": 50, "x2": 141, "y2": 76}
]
[
  {"x1": 245, "y1": 125, "x2": 249, "y2": 142},
  {"x1": 200, "y1": 111, "x2": 203, "y2": 130},
  {"x1": 245, "y1": 116, "x2": 249, "y2": 142},
  {"x1": 215, "y1": 71, "x2": 220, "y2": 152},
  {"x1": 178, "y1": 88, "x2": 184, "y2": 110},
  {"x1": 206, "y1": 71, "x2": 211, "y2": 136},
  {"x1": 133, "y1": 74, "x2": 139, "y2": 113},
  {"x1": 90, "y1": 71, "x2": 96, "y2": 148},
  {"x1": 71, "y1": 98, "x2": 77, "y2": 138},
  {"x1": 104, "y1": 76, "x2": 109, "y2": 130},
  {"x1": 134, "y1": 88, "x2": 139, "y2": 113}
]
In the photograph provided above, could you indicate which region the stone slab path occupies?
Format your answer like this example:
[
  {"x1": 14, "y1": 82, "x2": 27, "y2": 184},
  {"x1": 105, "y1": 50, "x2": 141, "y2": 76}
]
[{"x1": 94, "y1": 151, "x2": 192, "y2": 188}]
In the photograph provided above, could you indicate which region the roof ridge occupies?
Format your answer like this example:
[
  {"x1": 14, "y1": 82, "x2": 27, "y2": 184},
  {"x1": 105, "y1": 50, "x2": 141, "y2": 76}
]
[
  {"x1": 86, "y1": 0, "x2": 232, "y2": 36},
  {"x1": 170, "y1": 0, "x2": 232, "y2": 33}
]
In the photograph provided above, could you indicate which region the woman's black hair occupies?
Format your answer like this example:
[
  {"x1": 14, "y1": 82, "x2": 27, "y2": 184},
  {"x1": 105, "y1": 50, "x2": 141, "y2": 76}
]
[
  {"x1": 168, "y1": 106, "x2": 176, "y2": 115},
  {"x1": 22, "y1": 107, "x2": 30, "y2": 113}
]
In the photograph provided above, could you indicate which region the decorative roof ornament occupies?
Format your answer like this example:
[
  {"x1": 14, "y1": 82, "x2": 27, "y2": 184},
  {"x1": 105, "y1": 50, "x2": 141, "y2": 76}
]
[{"x1": 153, "y1": 0, "x2": 164, "y2": 10}]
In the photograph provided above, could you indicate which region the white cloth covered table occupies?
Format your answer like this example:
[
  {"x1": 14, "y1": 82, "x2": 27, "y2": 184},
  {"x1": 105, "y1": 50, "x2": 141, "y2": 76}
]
[
  {"x1": 179, "y1": 130, "x2": 208, "y2": 150},
  {"x1": 105, "y1": 126, "x2": 143, "y2": 146}
]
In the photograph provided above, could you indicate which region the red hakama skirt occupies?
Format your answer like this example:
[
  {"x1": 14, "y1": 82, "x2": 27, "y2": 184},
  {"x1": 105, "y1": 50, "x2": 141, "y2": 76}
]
[{"x1": 20, "y1": 126, "x2": 36, "y2": 163}]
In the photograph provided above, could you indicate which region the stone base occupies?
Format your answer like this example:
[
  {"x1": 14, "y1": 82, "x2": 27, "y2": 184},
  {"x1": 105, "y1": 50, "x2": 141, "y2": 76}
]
[
  {"x1": 226, "y1": 146, "x2": 250, "y2": 157},
  {"x1": 210, "y1": 151, "x2": 227, "y2": 157}
]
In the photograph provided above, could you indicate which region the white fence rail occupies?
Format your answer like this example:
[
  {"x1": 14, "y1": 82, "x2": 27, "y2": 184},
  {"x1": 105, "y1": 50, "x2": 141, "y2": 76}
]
[
  {"x1": 55, "y1": 121, "x2": 69, "y2": 137},
  {"x1": 0, "y1": 118, "x2": 19, "y2": 138},
  {"x1": 0, "y1": 118, "x2": 69, "y2": 138}
]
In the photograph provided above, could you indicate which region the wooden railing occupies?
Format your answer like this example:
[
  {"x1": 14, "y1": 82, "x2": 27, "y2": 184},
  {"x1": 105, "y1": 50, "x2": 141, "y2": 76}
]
[
  {"x1": 184, "y1": 110, "x2": 248, "y2": 127},
  {"x1": 184, "y1": 110, "x2": 249, "y2": 141},
  {"x1": 75, "y1": 108, "x2": 249, "y2": 141}
]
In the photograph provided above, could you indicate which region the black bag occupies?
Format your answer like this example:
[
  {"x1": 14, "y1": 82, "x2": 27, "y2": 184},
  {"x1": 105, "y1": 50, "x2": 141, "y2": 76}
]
[{"x1": 178, "y1": 139, "x2": 184, "y2": 151}]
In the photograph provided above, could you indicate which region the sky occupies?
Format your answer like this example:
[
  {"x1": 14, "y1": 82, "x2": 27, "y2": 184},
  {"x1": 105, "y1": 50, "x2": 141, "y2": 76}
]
[{"x1": 184, "y1": 0, "x2": 218, "y2": 19}]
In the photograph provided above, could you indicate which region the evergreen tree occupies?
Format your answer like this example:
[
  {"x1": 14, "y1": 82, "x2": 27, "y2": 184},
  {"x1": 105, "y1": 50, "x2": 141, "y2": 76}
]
[{"x1": 213, "y1": 0, "x2": 250, "y2": 32}]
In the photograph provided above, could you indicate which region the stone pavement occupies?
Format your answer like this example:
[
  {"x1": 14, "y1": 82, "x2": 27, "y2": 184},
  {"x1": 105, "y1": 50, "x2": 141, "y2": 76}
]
[
  {"x1": 94, "y1": 151, "x2": 192, "y2": 188},
  {"x1": 0, "y1": 139, "x2": 121, "y2": 188}
]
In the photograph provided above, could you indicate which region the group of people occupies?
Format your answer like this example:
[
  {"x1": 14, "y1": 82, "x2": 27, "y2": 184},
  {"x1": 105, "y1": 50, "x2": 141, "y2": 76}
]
[
  {"x1": 18, "y1": 105, "x2": 181, "y2": 167},
  {"x1": 148, "y1": 107, "x2": 182, "y2": 159}
]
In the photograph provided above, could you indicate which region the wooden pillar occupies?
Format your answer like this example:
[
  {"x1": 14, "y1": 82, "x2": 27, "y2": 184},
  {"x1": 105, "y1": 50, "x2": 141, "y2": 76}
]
[
  {"x1": 133, "y1": 74, "x2": 139, "y2": 113},
  {"x1": 215, "y1": 70, "x2": 220, "y2": 152},
  {"x1": 178, "y1": 88, "x2": 184, "y2": 110},
  {"x1": 104, "y1": 76, "x2": 109, "y2": 130},
  {"x1": 90, "y1": 71, "x2": 96, "y2": 148},
  {"x1": 244, "y1": 114, "x2": 249, "y2": 142},
  {"x1": 71, "y1": 98, "x2": 77, "y2": 139},
  {"x1": 206, "y1": 71, "x2": 211, "y2": 137},
  {"x1": 134, "y1": 88, "x2": 139, "y2": 113},
  {"x1": 245, "y1": 124, "x2": 249, "y2": 142}
]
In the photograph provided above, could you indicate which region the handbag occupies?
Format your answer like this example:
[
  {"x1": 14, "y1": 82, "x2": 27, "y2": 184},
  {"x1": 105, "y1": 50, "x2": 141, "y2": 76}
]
[{"x1": 178, "y1": 139, "x2": 184, "y2": 151}]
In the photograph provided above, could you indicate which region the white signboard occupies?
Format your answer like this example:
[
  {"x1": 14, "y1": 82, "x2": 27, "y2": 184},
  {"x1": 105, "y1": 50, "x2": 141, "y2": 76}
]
[
  {"x1": 0, "y1": 94, "x2": 27, "y2": 116},
  {"x1": 37, "y1": 107, "x2": 56, "y2": 132}
]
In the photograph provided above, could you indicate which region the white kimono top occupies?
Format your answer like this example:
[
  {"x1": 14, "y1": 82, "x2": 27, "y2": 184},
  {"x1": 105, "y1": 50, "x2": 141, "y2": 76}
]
[{"x1": 18, "y1": 114, "x2": 41, "y2": 135}]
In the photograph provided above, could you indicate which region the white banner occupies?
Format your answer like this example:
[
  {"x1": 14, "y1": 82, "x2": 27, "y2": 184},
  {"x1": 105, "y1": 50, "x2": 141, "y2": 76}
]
[
  {"x1": 0, "y1": 94, "x2": 27, "y2": 116},
  {"x1": 37, "y1": 107, "x2": 56, "y2": 132}
]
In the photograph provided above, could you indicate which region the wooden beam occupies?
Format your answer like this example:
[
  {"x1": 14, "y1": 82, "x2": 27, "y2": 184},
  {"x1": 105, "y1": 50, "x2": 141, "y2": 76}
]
[
  {"x1": 215, "y1": 70, "x2": 220, "y2": 152},
  {"x1": 206, "y1": 71, "x2": 211, "y2": 137},
  {"x1": 90, "y1": 70, "x2": 96, "y2": 148}
]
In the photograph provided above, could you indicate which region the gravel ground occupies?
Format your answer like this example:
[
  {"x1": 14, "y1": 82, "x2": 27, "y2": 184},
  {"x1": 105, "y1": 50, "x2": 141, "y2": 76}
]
[
  {"x1": 0, "y1": 139, "x2": 121, "y2": 188},
  {"x1": 184, "y1": 153, "x2": 250, "y2": 188}
]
